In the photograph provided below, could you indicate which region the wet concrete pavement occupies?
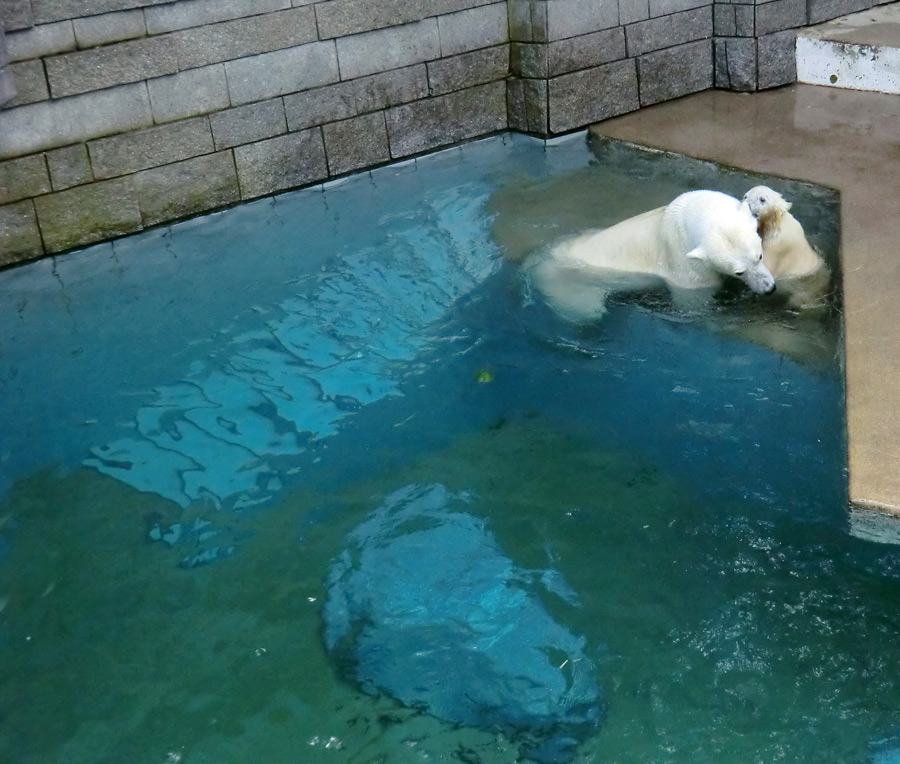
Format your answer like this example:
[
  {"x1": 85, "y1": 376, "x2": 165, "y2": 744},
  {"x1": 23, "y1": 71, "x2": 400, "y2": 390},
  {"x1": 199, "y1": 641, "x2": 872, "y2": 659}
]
[{"x1": 590, "y1": 83, "x2": 900, "y2": 514}]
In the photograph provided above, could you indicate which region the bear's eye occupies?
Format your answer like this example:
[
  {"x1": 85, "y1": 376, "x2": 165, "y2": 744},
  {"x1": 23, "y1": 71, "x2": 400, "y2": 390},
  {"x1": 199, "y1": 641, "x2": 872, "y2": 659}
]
[
  {"x1": 735, "y1": 268, "x2": 747, "y2": 276},
  {"x1": 759, "y1": 196, "x2": 767, "y2": 204}
]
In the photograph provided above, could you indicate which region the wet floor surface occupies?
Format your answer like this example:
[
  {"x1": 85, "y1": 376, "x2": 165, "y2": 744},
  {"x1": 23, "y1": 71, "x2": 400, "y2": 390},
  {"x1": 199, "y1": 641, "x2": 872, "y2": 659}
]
[{"x1": 591, "y1": 83, "x2": 900, "y2": 515}]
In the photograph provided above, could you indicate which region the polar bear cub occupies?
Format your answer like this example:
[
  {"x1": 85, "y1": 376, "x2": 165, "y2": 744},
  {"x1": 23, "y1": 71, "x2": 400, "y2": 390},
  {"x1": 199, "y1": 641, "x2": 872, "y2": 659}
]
[
  {"x1": 742, "y1": 185, "x2": 830, "y2": 309},
  {"x1": 526, "y1": 189, "x2": 774, "y2": 322}
]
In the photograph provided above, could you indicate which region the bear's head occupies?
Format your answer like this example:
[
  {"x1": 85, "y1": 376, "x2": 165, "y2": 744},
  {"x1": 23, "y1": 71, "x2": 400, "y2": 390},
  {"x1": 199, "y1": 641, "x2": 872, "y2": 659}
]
[
  {"x1": 687, "y1": 204, "x2": 776, "y2": 295},
  {"x1": 742, "y1": 186, "x2": 791, "y2": 243}
]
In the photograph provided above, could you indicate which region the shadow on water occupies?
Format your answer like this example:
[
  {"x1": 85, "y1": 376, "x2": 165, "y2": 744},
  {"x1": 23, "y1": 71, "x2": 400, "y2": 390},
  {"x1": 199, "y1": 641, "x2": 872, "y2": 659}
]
[{"x1": 1, "y1": 133, "x2": 898, "y2": 764}]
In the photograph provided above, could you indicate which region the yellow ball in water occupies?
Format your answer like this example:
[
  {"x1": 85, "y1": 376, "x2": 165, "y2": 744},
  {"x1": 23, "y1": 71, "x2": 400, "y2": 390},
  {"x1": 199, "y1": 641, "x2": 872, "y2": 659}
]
[{"x1": 475, "y1": 369, "x2": 494, "y2": 384}]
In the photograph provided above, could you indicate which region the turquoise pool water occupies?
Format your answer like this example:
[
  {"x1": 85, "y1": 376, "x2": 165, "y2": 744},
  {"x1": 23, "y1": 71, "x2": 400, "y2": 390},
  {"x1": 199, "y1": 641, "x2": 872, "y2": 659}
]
[{"x1": 1, "y1": 133, "x2": 897, "y2": 764}]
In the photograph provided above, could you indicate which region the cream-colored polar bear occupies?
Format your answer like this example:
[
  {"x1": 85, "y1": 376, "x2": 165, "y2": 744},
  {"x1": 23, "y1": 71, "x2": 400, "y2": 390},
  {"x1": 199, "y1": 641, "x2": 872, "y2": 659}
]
[
  {"x1": 526, "y1": 189, "x2": 774, "y2": 322},
  {"x1": 742, "y1": 185, "x2": 830, "y2": 310}
]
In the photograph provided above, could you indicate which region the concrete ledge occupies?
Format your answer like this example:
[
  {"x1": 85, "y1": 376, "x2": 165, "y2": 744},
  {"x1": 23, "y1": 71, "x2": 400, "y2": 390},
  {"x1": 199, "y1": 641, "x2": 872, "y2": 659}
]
[
  {"x1": 589, "y1": 84, "x2": 900, "y2": 515},
  {"x1": 798, "y1": 3, "x2": 900, "y2": 95}
]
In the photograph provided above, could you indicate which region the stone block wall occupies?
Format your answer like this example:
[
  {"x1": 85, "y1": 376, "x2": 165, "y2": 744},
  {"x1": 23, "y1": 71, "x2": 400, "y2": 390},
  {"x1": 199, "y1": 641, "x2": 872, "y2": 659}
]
[
  {"x1": 508, "y1": 0, "x2": 716, "y2": 134},
  {"x1": 713, "y1": 0, "x2": 897, "y2": 91},
  {"x1": 0, "y1": 0, "x2": 893, "y2": 265},
  {"x1": 0, "y1": 0, "x2": 510, "y2": 264}
]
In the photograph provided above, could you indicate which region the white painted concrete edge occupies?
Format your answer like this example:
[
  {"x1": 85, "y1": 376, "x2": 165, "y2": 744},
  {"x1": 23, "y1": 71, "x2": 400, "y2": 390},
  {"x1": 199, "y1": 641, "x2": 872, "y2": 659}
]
[{"x1": 797, "y1": 35, "x2": 900, "y2": 95}]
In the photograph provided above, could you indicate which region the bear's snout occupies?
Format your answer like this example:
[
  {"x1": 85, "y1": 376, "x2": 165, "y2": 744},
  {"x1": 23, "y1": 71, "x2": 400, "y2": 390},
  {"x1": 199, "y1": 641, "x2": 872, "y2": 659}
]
[{"x1": 741, "y1": 264, "x2": 777, "y2": 295}]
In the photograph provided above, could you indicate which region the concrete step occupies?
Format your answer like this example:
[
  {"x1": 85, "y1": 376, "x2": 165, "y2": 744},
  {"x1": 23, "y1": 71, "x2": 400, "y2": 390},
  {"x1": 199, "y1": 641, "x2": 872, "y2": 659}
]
[{"x1": 797, "y1": 2, "x2": 900, "y2": 94}]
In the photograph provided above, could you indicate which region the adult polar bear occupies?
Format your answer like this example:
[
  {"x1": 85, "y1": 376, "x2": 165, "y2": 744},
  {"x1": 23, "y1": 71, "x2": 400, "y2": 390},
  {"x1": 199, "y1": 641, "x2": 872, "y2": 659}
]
[{"x1": 526, "y1": 189, "x2": 775, "y2": 322}]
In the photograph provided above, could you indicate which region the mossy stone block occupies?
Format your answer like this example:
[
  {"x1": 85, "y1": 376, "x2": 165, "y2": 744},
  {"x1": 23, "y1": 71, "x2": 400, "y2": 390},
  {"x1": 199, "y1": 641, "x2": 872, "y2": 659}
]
[
  {"x1": 135, "y1": 151, "x2": 240, "y2": 226},
  {"x1": 0, "y1": 199, "x2": 43, "y2": 265},
  {"x1": 35, "y1": 176, "x2": 142, "y2": 253}
]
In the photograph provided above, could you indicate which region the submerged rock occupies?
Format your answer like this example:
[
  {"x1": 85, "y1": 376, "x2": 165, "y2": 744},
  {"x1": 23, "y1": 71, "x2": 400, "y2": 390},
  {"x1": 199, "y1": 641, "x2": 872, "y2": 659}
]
[{"x1": 323, "y1": 484, "x2": 604, "y2": 763}]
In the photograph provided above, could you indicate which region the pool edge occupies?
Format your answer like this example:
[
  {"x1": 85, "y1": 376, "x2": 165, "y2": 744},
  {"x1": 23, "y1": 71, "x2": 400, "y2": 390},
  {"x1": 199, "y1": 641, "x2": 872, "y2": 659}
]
[{"x1": 589, "y1": 83, "x2": 900, "y2": 521}]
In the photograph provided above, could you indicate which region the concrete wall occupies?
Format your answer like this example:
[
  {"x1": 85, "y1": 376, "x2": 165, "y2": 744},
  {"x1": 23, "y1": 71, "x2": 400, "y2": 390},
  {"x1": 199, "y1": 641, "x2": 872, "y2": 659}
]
[{"x1": 0, "y1": 0, "x2": 890, "y2": 266}]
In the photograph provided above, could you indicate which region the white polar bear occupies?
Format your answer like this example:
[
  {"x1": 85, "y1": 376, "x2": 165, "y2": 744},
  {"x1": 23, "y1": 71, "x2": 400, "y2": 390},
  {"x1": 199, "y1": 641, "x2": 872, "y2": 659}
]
[
  {"x1": 742, "y1": 185, "x2": 831, "y2": 310},
  {"x1": 525, "y1": 189, "x2": 774, "y2": 322}
]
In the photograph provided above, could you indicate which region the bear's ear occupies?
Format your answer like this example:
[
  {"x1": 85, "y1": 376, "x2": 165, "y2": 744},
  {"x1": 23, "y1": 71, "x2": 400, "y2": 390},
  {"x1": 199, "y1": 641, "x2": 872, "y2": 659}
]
[{"x1": 686, "y1": 247, "x2": 705, "y2": 261}]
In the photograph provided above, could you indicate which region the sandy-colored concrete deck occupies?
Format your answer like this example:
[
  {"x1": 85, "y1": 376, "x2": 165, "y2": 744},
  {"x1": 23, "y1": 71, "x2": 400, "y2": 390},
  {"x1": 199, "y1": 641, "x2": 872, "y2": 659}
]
[{"x1": 590, "y1": 83, "x2": 900, "y2": 514}]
